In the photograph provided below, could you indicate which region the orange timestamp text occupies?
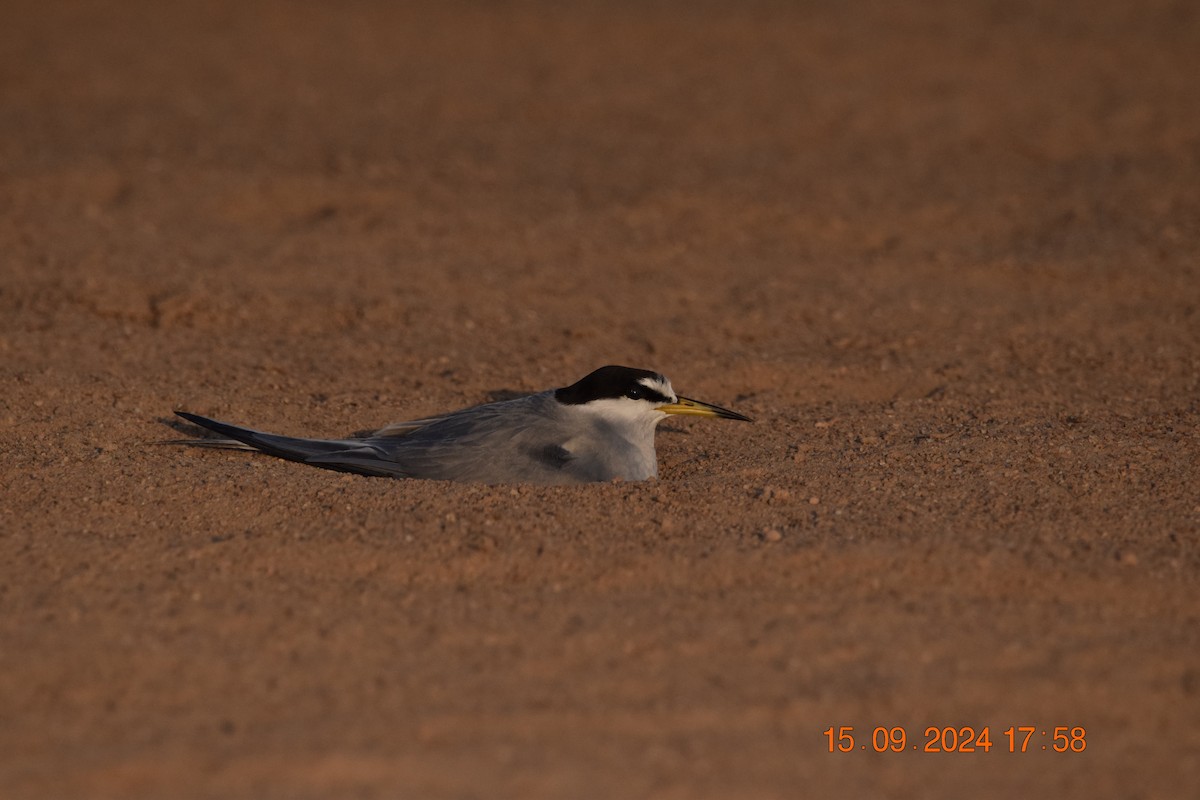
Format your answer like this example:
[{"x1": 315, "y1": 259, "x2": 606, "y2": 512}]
[{"x1": 823, "y1": 725, "x2": 1087, "y2": 753}]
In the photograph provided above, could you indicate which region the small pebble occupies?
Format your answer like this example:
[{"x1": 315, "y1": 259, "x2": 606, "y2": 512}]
[
  {"x1": 759, "y1": 486, "x2": 791, "y2": 504},
  {"x1": 762, "y1": 528, "x2": 783, "y2": 543}
]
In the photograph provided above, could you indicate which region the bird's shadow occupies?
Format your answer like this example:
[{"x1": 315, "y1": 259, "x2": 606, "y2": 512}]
[
  {"x1": 159, "y1": 415, "x2": 202, "y2": 436},
  {"x1": 155, "y1": 414, "x2": 231, "y2": 444}
]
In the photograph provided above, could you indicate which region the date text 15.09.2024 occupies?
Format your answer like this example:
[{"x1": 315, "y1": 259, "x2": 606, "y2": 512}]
[{"x1": 823, "y1": 726, "x2": 1086, "y2": 753}]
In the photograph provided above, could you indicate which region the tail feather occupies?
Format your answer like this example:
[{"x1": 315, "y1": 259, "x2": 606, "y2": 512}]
[
  {"x1": 174, "y1": 411, "x2": 374, "y2": 465},
  {"x1": 160, "y1": 436, "x2": 257, "y2": 451}
]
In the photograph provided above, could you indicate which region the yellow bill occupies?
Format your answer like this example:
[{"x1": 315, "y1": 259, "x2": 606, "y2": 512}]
[{"x1": 657, "y1": 396, "x2": 752, "y2": 422}]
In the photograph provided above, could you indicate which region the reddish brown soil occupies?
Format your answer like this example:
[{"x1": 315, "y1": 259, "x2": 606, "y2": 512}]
[{"x1": 2, "y1": 2, "x2": 1198, "y2": 797}]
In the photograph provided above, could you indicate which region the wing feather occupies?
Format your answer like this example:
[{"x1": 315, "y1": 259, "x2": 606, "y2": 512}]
[{"x1": 174, "y1": 392, "x2": 590, "y2": 483}]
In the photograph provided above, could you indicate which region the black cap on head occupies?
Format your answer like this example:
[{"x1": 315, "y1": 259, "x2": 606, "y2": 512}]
[{"x1": 555, "y1": 365, "x2": 671, "y2": 405}]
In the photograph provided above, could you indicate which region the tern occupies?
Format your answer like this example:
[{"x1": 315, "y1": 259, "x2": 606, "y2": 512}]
[{"x1": 173, "y1": 365, "x2": 751, "y2": 485}]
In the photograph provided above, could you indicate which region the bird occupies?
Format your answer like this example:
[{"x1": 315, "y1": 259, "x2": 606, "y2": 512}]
[{"x1": 173, "y1": 365, "x2": 751, "y2": 485}]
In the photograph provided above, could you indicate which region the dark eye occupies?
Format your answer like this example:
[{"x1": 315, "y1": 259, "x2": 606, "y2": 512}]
[{"x1": 627, "y1": 386, "x2": 645, "y2": 400}]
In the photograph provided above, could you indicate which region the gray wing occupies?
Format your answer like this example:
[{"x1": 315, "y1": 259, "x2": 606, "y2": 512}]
[
  {"x1": 352, "y1": 394, "x2": 588, "y2": 483},
  {"x1": 368, "y1": 415, "x2": 450, "y2": 437},
  {"x1": 174, "y1": 412, "x2": 404, "y2": 477},
  {"x1": 174, "y1": 394, "x2": 591, "y2": 484}
]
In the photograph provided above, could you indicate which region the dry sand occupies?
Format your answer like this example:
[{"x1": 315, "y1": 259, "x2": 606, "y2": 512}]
[{"x1": 2, "y1": 1, "x2": 1198, "y2": 797}]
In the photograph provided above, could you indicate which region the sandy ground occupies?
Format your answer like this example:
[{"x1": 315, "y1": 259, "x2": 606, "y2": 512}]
[{"x1": 2, "y1": 1, "x2": 1199, "y2": 797}]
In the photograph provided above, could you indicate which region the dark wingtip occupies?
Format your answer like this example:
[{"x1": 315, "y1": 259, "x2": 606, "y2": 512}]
[{"x1": 174, "y1": 411, "x2": 238, "y2": 438}]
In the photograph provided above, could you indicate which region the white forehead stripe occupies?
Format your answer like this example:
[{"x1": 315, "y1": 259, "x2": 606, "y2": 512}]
[{"x1": 639, "y1": 376, "x2": 675, "y2": 398}]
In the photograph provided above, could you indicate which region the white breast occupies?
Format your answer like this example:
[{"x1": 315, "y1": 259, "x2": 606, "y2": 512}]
[{"x1": 558, "y1": 398, "x2": 665, "y2": 481}]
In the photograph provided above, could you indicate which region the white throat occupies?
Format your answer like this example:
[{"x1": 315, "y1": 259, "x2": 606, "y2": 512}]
[{"x1": 573, "y1": 398, "x2": 667, "y2": 438}]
